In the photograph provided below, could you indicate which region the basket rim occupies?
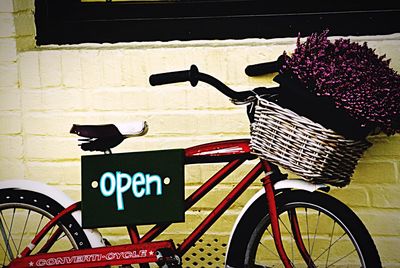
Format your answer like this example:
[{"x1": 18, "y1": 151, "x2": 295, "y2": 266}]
[{"x1": 254, "y1": 98, "x2": 373, "y2": 143}]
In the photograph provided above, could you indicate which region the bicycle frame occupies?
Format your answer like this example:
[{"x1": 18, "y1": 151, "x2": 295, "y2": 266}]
[{"x1": 10, "y1": 139, "x2": 307, "y2": 268}]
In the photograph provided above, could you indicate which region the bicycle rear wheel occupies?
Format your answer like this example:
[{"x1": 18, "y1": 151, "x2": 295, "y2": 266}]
[
  {"x1": 229, "y1": 190, "x2": 381, "y2": 268},
  {"x1": 0, "y1": 189, "x2": 91, "y2": 267}
]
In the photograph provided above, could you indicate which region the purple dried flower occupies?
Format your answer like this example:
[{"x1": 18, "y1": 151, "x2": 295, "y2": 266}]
[{"x1": 281, "y1": 30, "x2": 400, "y2": 136}]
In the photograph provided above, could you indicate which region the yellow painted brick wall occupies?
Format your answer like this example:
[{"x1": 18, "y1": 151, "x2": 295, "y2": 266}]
[{"x1": 1, "y1": 1, "x2": 400, "y2": 267}]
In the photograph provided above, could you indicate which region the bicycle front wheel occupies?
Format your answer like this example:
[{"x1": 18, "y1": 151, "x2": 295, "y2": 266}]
[
  {"x1": 235, "y1": 190, "x2": 381, "y2": 267},
  {"x1": 0, "y1": 189, "x2": 91, "y2": 267}
]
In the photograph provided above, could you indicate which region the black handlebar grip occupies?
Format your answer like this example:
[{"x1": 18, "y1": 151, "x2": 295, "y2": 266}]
[
  {"x1": 245, "y1": 55, "x2": 285, "y2": 77},
  {"x1": 149, "y1": 65, "x2": 199, "y2": 87},
  {"x1": 149, "y1": 70, "x2": 189, "y2": 86},
  {"x1": 245, "y1": 61, "x2": 278, "y2": 76}
]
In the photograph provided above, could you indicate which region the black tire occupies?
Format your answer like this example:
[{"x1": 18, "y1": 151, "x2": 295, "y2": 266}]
[
  {"x1": 0, "y1": 189, "x2": 91, "y2": 267},
  {"x1": 226, "y1": 190, "x2": 381, "y2": 268}
]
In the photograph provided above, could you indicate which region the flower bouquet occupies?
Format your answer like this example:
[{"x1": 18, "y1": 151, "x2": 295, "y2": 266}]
[{"x1": 275, "y1": 30, "x2": 400, "y2": 139}]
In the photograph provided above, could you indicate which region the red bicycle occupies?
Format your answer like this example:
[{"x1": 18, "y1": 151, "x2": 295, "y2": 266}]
[{"x1": 0, "y1": 64, "x2": 381, "y2": 267}]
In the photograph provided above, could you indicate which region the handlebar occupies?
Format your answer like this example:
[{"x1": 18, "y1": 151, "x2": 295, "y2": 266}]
[
  {"x1": 245, "y1": 55, "x2": 285, "y2": 77},
  {"x1": 149, "y1": 65, "x2": 279, "y2": 103},
  {"x1": 149, "y1": 65, "x2": 200, "y2": 87}
]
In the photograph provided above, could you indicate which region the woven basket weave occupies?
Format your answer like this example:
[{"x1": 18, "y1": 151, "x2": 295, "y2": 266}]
[{"x1": 250, "y1": 98, "x2": 371, "y2": 187}]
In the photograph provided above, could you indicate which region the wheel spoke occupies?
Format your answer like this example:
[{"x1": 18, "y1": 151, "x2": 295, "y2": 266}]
[
  {"x1": 0, "y1": 209, "x2": 18, "y2": 259},
  {"x1": 277, "y1": 211, "x2": 297, "y2": 262},
  {"x1": 17, "y1": 209, "x2": 31, "y2": 255},
  {"x1": 39, "y1": 226, "x2": 64, "y2": 254},
  {"x1": 325, "y1": 221, "x2": 336, "y2": 267},
  {"x1": 281, "y1": 212, "x2": 295, "y2": 266},
  {"x1": 326, "y1": 248, "x2": 358, "y2": 267},
  {"x1": 313, "y1": 227, "x2": 349, "y2": 263},
  {"x1": 278, "y1": 215, "x2": 294, "y2": 239},
  {"x1": 261, "y1": 218, "x2": 297, "y2": 265},
  {"x1": 57, "y1": 232, "x2": 67, "y2": 242},
  {"x1": 310, "y1": 210, "x2": 321, "y2": 257},
  {"x1": 0, "y1": 241, "x2": 12, "y2": 266},
  {"x1": 305, "y1": 207, "x2": 311, "y2": 254},
  {"x1": 35, "y1": 214, "x2": 45, "y2": 236},
  {"x1": 258, "y1": 240, "x2": 280, "y2": 259},
  {"x1": 0, "y1": 212, "x2": 13, "y2": 264}
]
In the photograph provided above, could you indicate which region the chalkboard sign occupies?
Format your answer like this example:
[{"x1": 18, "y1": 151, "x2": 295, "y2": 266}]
[{"x1": 81, "y1": 149, "x2": 185, "y2": 228}]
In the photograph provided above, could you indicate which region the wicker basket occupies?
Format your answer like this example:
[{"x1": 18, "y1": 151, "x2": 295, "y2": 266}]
[{"x1": 250, "y1": 98, "x2": 371, "y2": 187}]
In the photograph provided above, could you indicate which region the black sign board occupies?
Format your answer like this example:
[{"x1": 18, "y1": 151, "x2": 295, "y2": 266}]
[{"x1": 81, "y1": 149, "x2": 185, "y2": 228}]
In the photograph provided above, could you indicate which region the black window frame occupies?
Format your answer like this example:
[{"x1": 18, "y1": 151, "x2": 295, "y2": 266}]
[{"x1": 35, "y1": 0, "x2": 400, "y2": 45}]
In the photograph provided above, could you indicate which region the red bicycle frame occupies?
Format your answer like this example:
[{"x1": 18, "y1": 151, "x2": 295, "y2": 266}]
[{"x1": 11, "y1": 139, "x2": 308, "y2": 268}]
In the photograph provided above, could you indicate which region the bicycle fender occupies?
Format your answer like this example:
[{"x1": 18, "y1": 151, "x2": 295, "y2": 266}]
[
  {"x1": 225, "y1": 179, "x2": 327, "y2": 267},
  {"x1": 0, "y1": 179, "x2": 105, "y2": 248}
]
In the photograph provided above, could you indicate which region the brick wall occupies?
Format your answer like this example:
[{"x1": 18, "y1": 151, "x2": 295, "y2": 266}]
[{"x1": 0, "y1": 0, "x2": 399, "y2": 267}]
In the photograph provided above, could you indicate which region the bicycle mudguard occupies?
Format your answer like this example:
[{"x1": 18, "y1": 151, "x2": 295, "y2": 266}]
[
  {"x1": 225, "y1": 179, "x2": 327, "y2": 267},
  {"x1": 0, "y1": 179, "x2": 105, "y2": 248}
]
